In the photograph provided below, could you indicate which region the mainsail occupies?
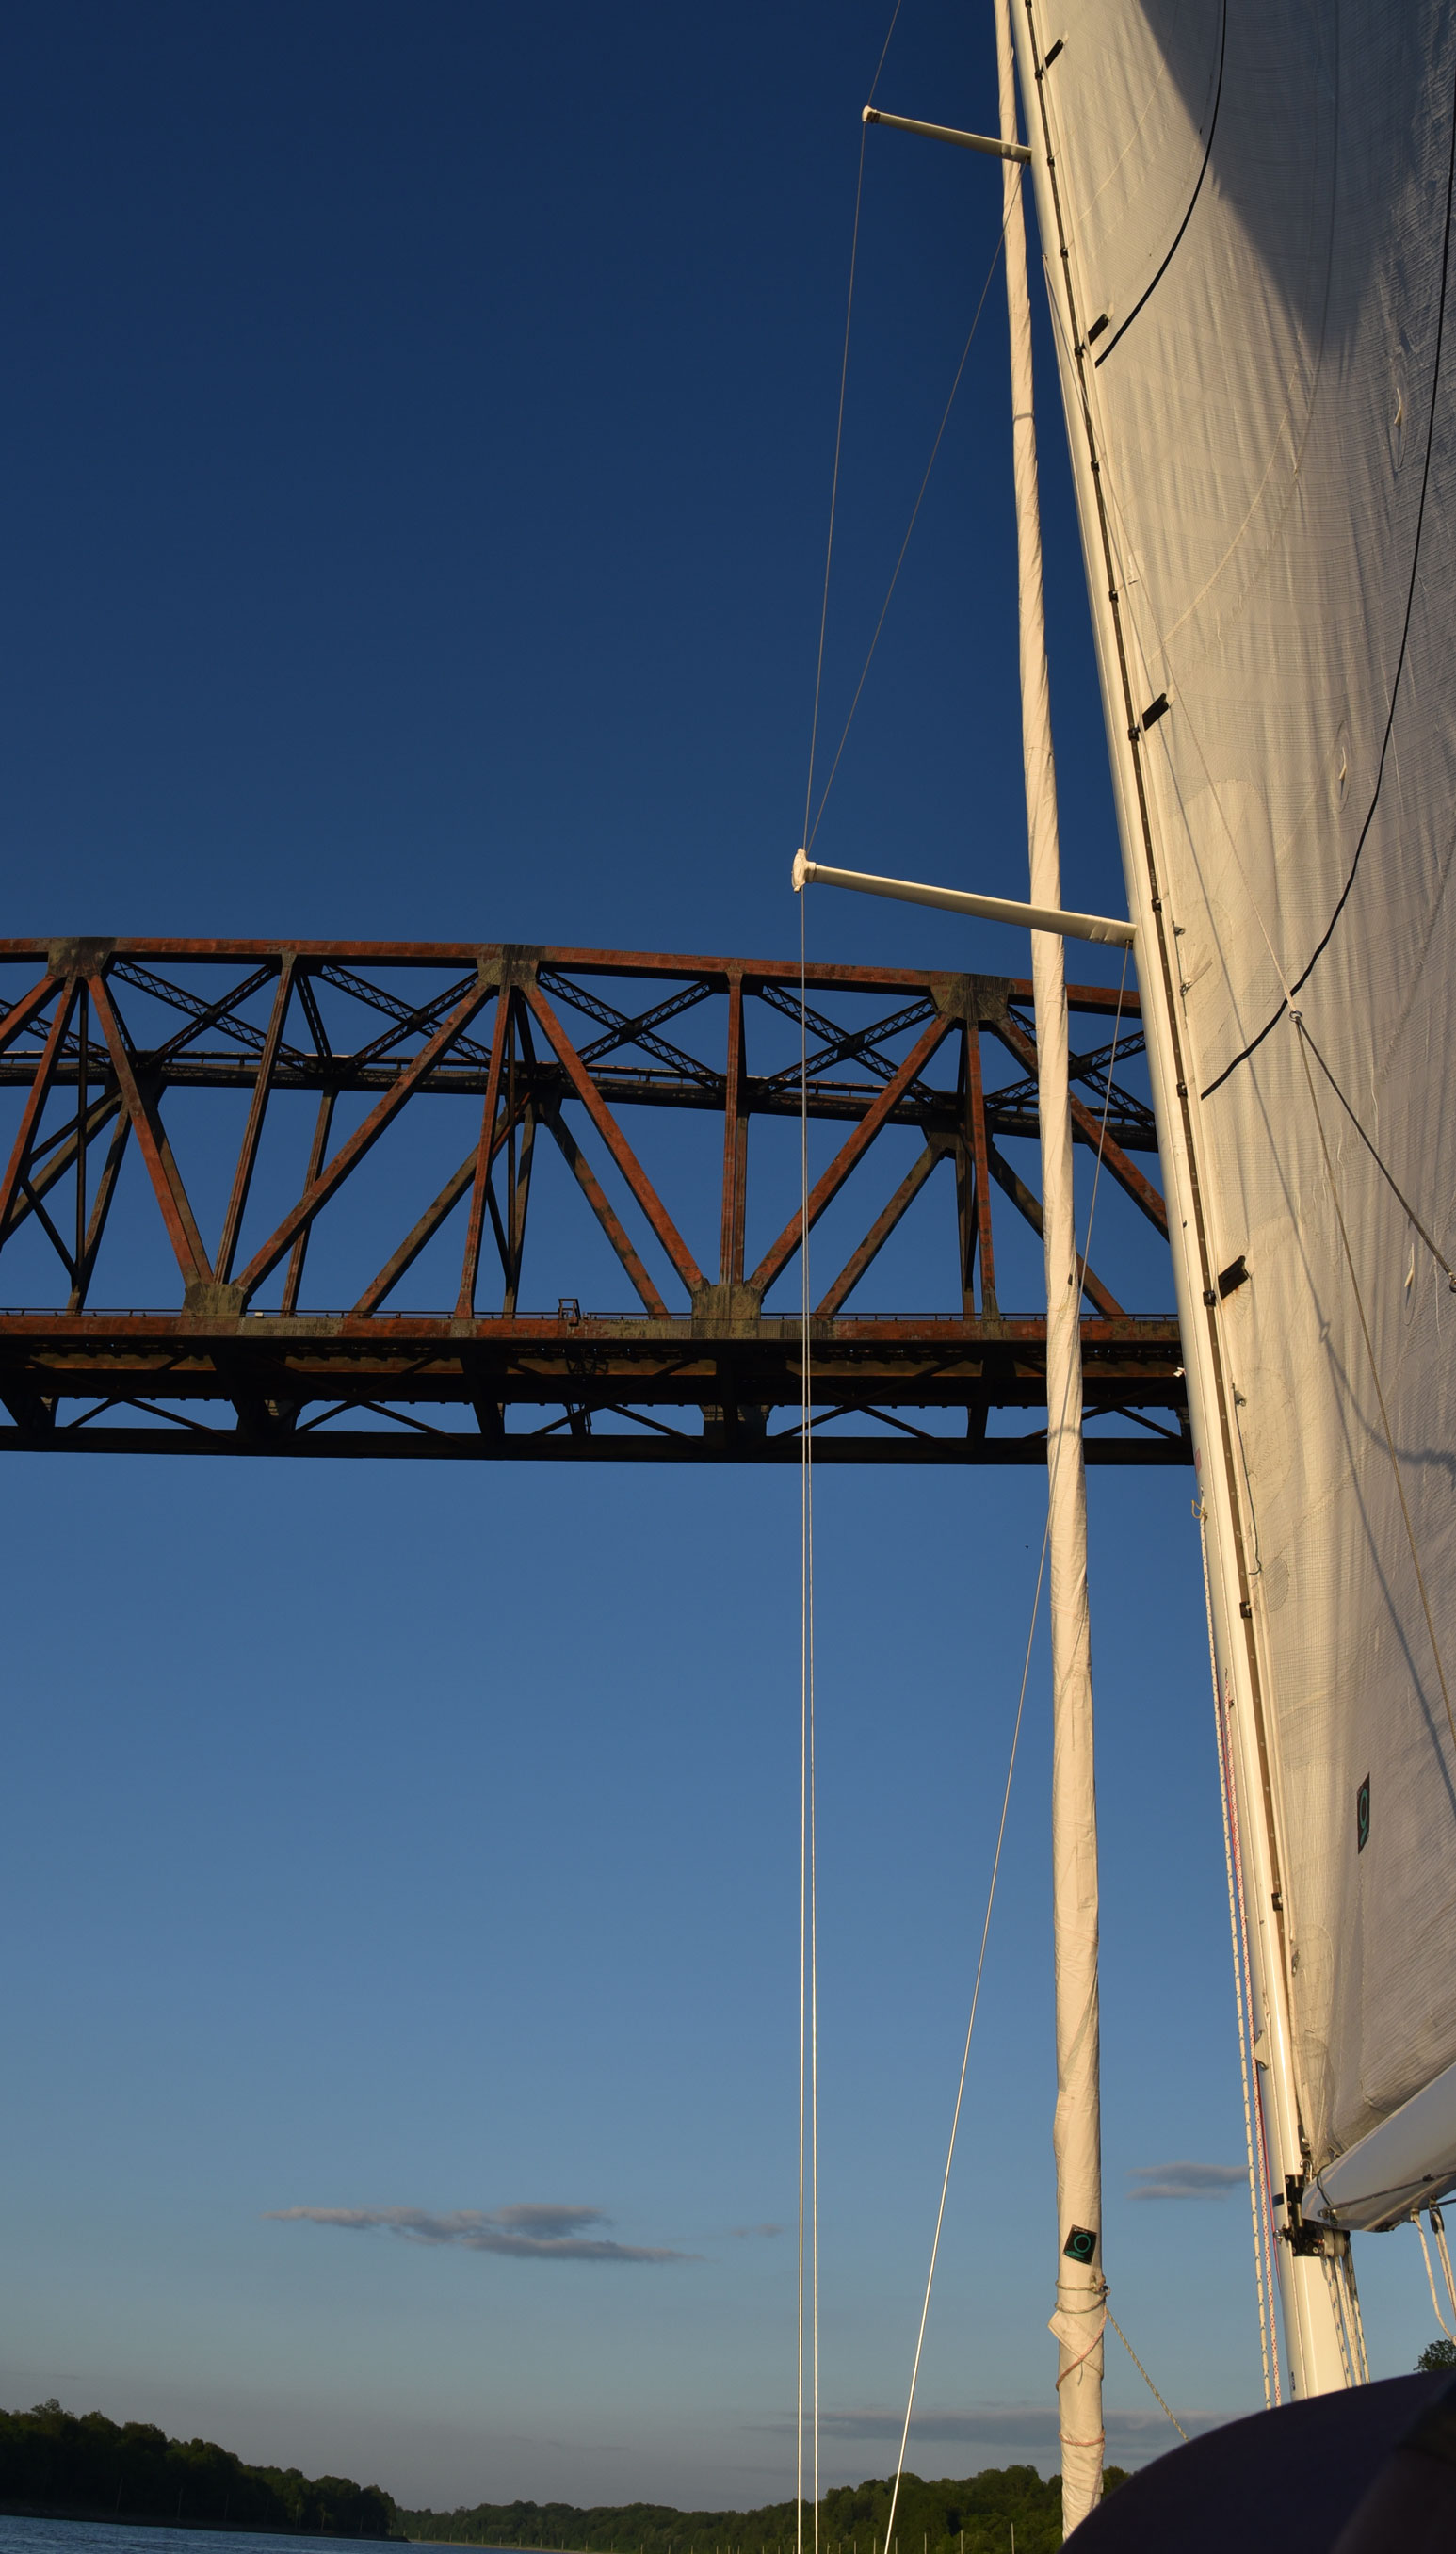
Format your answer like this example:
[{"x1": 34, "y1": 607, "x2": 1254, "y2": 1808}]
[{"x1": 1015, "y1": 0, "x2": 1456, "y2": 2285}]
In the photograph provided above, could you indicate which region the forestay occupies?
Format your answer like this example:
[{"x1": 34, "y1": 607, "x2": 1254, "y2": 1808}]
[{"x1": 1023, "y1": 0, "x2": 1456, "y2": 2219}]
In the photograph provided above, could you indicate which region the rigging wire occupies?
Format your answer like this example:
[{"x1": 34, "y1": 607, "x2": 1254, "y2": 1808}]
[
  {"x1": 795, "y1": 25, "x2": 900, "y2": 2542},
  {"x1": 801, "y1": 137, "x2": 867, "y2": 853},
  {"x1": 803, "y1": 214, "x2": 1012, "y2": 857},
  {"x1": 866, "y1": 0, "x2": 904, "y2": 105},
  {"x1": 1293, "y1": 1018, "x2": 1456, "y2": 1766},
  {"x1": 1293, "y1": 1018, "x2": 1456, "y2": 1293},
  {"x1": 876, "y1": 956, "x2": 1131, "y2": 2554}
]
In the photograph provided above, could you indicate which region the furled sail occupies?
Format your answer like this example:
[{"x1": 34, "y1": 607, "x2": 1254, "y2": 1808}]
[{"x1": 1018, "y1": 1, "x2": 1456, "y2": 2231}]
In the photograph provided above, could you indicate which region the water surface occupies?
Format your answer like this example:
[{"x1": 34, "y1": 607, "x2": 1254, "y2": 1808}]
[{"x1": 0, "y1": 2522, "x2": 398, "y2": 2554}]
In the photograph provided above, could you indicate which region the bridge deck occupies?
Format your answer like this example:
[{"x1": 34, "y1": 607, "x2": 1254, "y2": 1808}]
[{"x1": 0, "y1": 940, "x2": 1189, "y2": 1463}]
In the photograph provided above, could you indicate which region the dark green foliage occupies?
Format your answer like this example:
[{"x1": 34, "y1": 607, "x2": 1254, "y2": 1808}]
[
  {"x1": 0, "y1": 2398, "x2": 397, "y2": 2537},
  {"x1": 400, "y1": 2466, "x2": 1129, "y2": 2554},
  {"x1": 1416, "y1": 2337, "x2": 1456, "y2": 2370}
]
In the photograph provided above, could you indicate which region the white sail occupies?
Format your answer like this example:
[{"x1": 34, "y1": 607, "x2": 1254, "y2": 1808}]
[{"x1": 1014, "y1": 0, "x2": 1456, "y2": 2253}]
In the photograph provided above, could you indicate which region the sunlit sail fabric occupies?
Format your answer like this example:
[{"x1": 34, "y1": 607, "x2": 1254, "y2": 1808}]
[{"x1": 1032, "y1": 0, "x2": 1456, "y2": 2200}]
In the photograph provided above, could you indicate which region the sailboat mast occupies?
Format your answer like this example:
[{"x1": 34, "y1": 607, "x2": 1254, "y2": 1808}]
[
  {"x1": 1007, "y1": 0, "x2": 1361, "y2": 2399},
  {"x1": 992, "y1": 3, "x2": 1105, "y2": 2528}
]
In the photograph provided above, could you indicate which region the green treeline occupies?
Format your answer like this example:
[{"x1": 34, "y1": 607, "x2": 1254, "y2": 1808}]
[
  {"x1": 401, "y1": 2466, "x2": 1127, "y2": 2554},
  {"x1": 0, "y1": 2399, "x2": 397, "y2": 2537},
  {"x1": 0, "y1": 2400, "x2": 1134, "y2": 2552}
]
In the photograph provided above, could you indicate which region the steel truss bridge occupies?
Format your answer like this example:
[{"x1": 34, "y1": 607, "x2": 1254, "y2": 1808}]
[{"x1": 0, "y1": 938, "x2": 1189, "y2": 1463}]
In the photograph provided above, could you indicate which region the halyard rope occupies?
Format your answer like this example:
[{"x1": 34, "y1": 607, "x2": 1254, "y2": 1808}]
[
  {"x1": 1103, "y1": 2307, "x2": 1189, "y2": 2441},
  {"x1": 1418, "y1": 2208, "x2": 1456, "y2": 2340}
]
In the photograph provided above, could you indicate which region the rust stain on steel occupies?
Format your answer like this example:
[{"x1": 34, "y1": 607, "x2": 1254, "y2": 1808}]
[
  {"x1": 0, "y1": 939, "x2": 1182, "y2": 1461},
  {"x1": 233, "y1": 971, "x2": 495, "y2": 1300},
  {"x1": 523, "y1": 977, "x2": 706, "y2": 1300},
  {"x1": 89, "y1": 974, "x2": 215, "y2": 1289},
  {"x1": 750, "y1": 1010, "x2": 954, "y2": 1298}
]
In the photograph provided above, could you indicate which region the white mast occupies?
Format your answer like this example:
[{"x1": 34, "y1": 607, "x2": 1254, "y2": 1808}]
[
  {"x1": 1008, "y1": 0, "x2": 1362, "y2": 2397},
  {"x1": 993, "y1": 2, "x2": 1105, "y2": 2528}
]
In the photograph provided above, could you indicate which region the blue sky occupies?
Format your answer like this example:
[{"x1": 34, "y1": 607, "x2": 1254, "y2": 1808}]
[{"x1": 0, "y1": 0, "x2": 1443, "y2": 2514}]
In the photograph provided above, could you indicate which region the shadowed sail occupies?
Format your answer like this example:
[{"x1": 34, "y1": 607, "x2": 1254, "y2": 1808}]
[{"x1": 1016, "y1": 0, "x2": 1456, "y2": 2299}]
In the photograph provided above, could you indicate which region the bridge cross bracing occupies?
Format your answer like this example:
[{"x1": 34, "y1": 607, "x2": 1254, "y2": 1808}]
[{"x1": 0, "y1": 939, "x2": 1189, "y2": 1463}]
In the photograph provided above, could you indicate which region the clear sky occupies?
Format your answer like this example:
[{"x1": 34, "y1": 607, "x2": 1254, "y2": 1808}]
[{"x1": 0, "y1": 0, "x2": 1443, "y2": 2517}]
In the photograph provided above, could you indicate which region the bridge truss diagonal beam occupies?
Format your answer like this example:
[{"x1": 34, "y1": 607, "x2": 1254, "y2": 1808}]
[{"x1": 0, "y1": 937, "x2": 1189, "y2": 1463}]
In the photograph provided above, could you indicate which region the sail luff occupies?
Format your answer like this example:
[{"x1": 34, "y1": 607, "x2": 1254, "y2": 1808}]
[
  {"x1": 1009, "y1": 0, "x2": 1362, "y2": 2395},
  {"x1": 993, "y1": 3, "x2": 1106, "y2": 2521}
]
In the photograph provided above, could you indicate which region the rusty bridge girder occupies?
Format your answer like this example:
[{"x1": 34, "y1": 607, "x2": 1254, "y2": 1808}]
[{"x1": 0, "y1": 939, "x2": 1189, "y2": 1462}]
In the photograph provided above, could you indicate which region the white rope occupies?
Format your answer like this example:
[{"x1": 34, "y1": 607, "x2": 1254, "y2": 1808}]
[
  {"x1": 1103, "y1": 2306, "x2": 1189, "y2": 2441},
  {"x1": 1338, "y1": 2247, "x2": 1358, "y2": 2380},
  {"x1": 875, "y1": 959, "x2": 1129, "y2": 2554},
  {"x1": 1416, "y1": 2221, "x2": 1452, "y2": 2338},
  {"x1": 1321, "y1": 2250, "x2": 1357, "y2": 2391},
  {"x1": 1199, "y1": 1508, "x2": 1279, "y2": 2407},
  {"x1": 1433, "y1": 2204, "x2": 1456, "y2": 2319},
  {"x1": 1418, "y1": 2208, "x2": 1456, "y2": 2341}
]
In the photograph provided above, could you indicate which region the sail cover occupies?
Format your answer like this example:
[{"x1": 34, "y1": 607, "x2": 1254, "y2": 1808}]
[{"x1": 1025, "y1": 0, "x2": 1456, "y2": 2203}]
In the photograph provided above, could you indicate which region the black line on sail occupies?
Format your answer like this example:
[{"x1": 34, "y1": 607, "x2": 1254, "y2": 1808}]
[
  {"x1": 1093, "y1": 0, "x2": 1228, "y2": 369},
  {"x1": 1201, "y1": 51, "x2": 1456, "y2": 1100}
]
